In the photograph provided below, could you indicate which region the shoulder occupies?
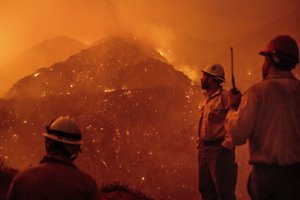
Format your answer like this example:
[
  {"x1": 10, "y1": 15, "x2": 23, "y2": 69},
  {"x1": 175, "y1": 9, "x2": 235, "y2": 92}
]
[
  {"x1": 75, "y1": 168, "x2": 97, "y2": 185},
  {"x1": 77, "y1": 169, "x2": 98, "y2": 192},
  {"x1": 244, "y1": 81, "x2": 265, "y2": 95},
  {"x1": 9, "y1": 164, "x2": 37, "y2": 185},
  {"x1": 220, "y1": 89, "x2": 229, "y2": 106}
]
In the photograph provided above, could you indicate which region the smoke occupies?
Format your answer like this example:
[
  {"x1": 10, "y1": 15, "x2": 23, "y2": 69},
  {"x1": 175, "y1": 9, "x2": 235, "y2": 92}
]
[
  {"x1": 0, "y1": 0, "x2": 299, "y2": 96},
  {"x1": 0, "y1": 0, "x2": 299, "y2": 97},
  {"x1": 0, "y1": 0, "x2": 298, "y2": 59}
]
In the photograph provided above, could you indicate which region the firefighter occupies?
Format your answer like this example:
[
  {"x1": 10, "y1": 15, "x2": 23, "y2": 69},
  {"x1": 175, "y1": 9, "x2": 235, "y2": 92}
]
[
  {"x1": 198, "y1": 64, "x2": 237, "y2": 200},
  {"x1": 226, "y1": 35, "x2": 300, "y2": 199},
  {"x1": 6, "y1": 116, "x2": 99, "y2": 200}
]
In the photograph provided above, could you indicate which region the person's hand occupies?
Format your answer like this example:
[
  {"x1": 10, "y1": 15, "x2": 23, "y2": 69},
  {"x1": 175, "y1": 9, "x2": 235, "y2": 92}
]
[{"x1": 229, "y1": 88, "x2": 242, "y2": 110}]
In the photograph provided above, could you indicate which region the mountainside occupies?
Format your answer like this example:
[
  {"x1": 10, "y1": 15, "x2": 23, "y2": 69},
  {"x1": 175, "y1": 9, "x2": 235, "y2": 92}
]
[
  {"x1": 0, "y1": 36, "x2": 201, "y2": 200},
  {"x1": 0, "y1": 35, "x2": 251, "y2": 200},
  {"x1": 9, "y1": 36, "x2": 88, "y2": 72},
  {"x1": 7, "y1": 36, "x2": 191, "y2": 98},
  {"x1": 0, "y1": 36, "x2": 88, "y2": 96}
]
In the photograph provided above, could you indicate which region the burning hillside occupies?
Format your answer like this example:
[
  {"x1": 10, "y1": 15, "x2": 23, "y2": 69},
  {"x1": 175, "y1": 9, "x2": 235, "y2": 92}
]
[
  {"x1": 7, "y1": 36, "x2": 190, "y2": 98},
  {"x1": 0, "y1": 36, "x2": 88, "y2": 97},
  {"x1": 0, "y1": 36, "x2": 202, "y2": 199},
  {"x1": 0, "y1": 35, "x2": 252, "y2": 200}
]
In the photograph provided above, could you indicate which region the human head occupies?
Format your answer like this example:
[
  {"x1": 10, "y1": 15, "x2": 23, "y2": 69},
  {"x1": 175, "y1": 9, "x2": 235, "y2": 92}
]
[
  {"x1": 259, "y1": 35, "x2": 299, "y2": 78},
  {"x1": 201, "y1": 64, "x2": 225, "y2": 91},
  {"x1": 43, "y1": 116, "x2": 82, "y2": 160}
]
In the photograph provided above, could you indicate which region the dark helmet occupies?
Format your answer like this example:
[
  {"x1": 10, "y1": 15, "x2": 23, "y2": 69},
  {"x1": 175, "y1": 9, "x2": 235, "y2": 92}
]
[{"x1": 259, "y1": 35, "x2": 299, "y2": 65}]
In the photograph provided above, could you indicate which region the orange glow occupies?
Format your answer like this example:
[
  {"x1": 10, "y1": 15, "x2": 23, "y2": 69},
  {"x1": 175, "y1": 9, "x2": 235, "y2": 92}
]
[
  {"x1": 179, "y1": 65, "x2": 198, "y2": 81},
  {"x1": 0, "y1": 0, "x2": 299, "y2": 95},
  {"x1": 0, "y1": 2, "x2": 299, "y2": 198}
]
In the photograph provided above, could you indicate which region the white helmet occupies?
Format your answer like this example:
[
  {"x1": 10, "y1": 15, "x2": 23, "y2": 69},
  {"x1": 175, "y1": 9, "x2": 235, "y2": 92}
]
[
  {"x1": 43, "y1": 116, "x2": 82, "y2": 145},
  {"x1": 201, "y1": 64, "x2": 225, "y2": 82}
]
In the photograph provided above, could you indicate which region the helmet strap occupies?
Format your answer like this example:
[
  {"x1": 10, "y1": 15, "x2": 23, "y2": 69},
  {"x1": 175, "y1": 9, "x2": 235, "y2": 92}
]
[
  {"x1": 69, "y1": 152, "x2": 79, "y2": 161},
  {"x1": 63, "y1": 144, "x2": 81, "y2": 161}
]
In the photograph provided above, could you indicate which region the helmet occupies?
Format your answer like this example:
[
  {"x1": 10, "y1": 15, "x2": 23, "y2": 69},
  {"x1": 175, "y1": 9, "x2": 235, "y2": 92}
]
[
  {"x1": 259, "y1": 35, "x2": 299, "y2": 64},
  {"x1": 201, "y1": 63, "x2": 225, "y2": 82},
  {"x1": 43, "y1": 116, "x2": 82, "y2": 145}
]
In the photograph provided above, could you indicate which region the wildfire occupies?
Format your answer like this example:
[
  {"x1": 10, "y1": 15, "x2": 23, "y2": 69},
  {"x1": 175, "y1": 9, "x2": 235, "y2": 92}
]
[
  {"x1": 179, "y1": 65, "x2": 198, "y2": 81},
  {"x1": 33, "y1": 72, "x2": 40, "y2": 77},
  {"x1": 104, "y1": 88, "x2": 116, "y2": 93},
  {"x1": 104, "y1": 87, "x2": 127, "y2": 93},
  {"x1": 156, "y1": 48, "x2": 173, "y2": 61},
  {"x1": 157, "y1": 49, "x2": 166, "y2": 57}
]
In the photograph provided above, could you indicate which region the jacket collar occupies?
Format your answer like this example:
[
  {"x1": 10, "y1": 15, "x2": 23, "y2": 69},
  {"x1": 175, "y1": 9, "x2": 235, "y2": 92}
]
[
  {"x1": 265, "y1": 71, "x2": 296, "y2": 80},
  {"x1": 204, "y1": 88, "x2": 223, "y2": 99},
  {"x1": 40, "y1": 155, "x2": 77, "y2": 168}
]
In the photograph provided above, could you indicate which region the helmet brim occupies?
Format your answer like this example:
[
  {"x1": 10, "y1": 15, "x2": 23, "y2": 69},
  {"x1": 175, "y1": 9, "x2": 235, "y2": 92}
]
[
  {"x1": 259, "y1": 51, "x2": 299, "y2": 64},
  {"x1": 201, "y1": 71, "x2": 225, "y2": 82},
  {"x1": 259, "y1": 51, "x2": 269, "y2": 56},
  {"x1": 43, "y1": 132, "x2": 83, "y2": 145}
]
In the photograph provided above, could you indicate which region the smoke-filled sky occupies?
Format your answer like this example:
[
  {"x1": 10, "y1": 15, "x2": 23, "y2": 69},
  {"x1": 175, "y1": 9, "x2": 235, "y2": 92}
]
[
  {"x1": 1, "y1": 0, "x2": 298, "y2": 59},
  {"x1": 0, "y1": 0, "x2": 299, "y2": 93}
]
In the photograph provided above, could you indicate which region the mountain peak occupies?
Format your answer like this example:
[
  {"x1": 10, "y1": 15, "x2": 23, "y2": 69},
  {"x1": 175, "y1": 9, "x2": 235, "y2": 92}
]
[
  {"x1": 1, "y1": 36, "x2": 89, "y2": 97},
  {"x1": 90, "y1": 35, "x2": 168, "y2": 63},
  {"x1": 7, "y1": 36, "x2": 191, "y2": 98}
]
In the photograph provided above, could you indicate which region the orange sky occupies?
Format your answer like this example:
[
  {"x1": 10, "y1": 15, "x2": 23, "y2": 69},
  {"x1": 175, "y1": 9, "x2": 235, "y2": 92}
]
[
  {"x1": 0, "y1": 0, "x2": 299, "y2": 94},
  {"x1": 0, "y1": 0, "x2": 298, "y2": 60}
]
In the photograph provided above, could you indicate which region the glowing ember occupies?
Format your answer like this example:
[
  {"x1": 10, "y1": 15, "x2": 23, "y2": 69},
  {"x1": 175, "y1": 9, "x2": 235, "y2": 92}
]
[
  {"x1": 33, "y1": 73, "x2": 40, "y2": 77},
  {"x1": 104, "y1": 89, "x2": 116, "y2": 93}
]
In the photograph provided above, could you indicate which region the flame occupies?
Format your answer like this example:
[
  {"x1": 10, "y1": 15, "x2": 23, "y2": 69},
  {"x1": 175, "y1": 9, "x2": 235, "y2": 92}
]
[
  {"x1": 157, "y1": 47, "x2": 197, "y2": 82},
  {"x1": 33, "y1": 72, "x2": 40, "y2": 77},
  {"x1": 157, "y1": 49, "x2": 166, "y2": 57},
  {"x1": 156, "y1": 48, "x2": 173, "y2": 62},
  {"x1": 178, "y1": 65, "x2": 198, "y2": 81},
  {"x1": 104, "y1": 87, "x2": 127, "y2": 93},
  {"x1": 104, "y1": 88, "x2": 116, "y2": 93}
]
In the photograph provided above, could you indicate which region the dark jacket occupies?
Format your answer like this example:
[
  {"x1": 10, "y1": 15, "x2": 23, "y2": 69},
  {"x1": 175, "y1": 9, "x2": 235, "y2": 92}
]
[{"x1": 5, "y1": 155, "x2": 98, "y2": 200}]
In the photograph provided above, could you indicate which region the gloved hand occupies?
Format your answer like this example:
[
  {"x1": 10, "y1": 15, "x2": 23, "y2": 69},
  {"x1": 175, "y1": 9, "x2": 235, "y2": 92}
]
[{"x1": 229, "y1": 88, "x2": 242, "y2": 110}]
